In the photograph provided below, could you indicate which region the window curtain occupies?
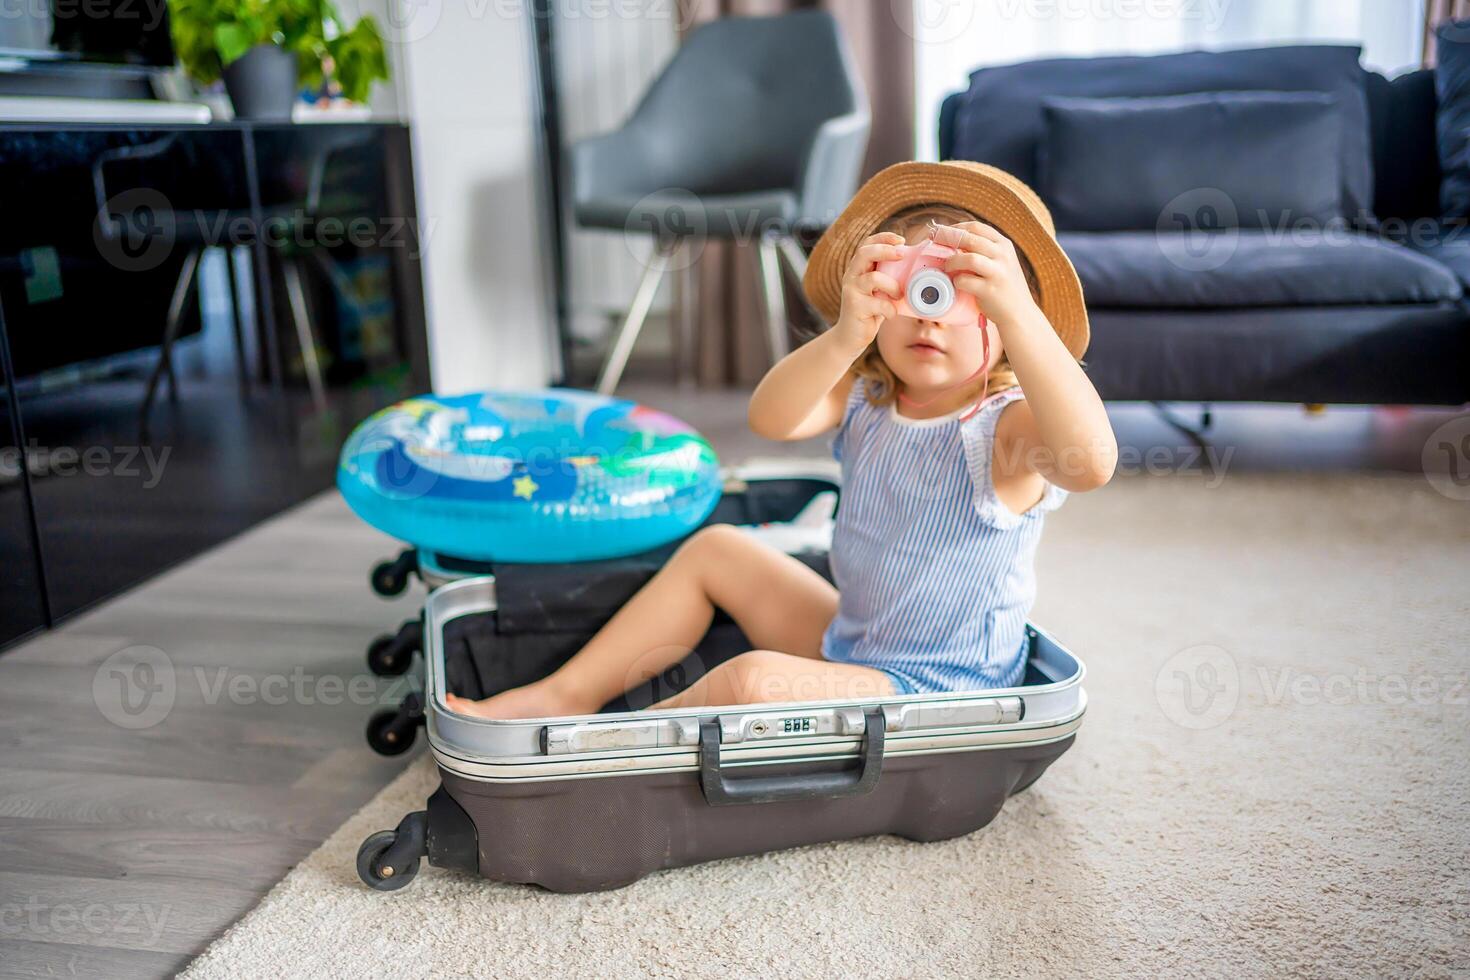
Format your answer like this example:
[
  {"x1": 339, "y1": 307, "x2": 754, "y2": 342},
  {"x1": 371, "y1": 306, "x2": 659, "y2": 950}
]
[
  {"x1": 1427, "y1": 0, "x2": 1470, "y2": 65},
  {"x1": 674, "y1": 0, "x2": 914, "y2": 387}
]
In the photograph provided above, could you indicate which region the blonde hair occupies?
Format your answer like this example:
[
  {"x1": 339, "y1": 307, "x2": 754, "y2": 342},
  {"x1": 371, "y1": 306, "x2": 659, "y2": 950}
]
[{"x1": 848, "y1": 203, "x2": 1038, "y2": 408}]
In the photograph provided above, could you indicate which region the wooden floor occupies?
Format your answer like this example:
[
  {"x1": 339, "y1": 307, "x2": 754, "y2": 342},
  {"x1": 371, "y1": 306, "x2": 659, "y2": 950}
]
[
  {"x1": 0, "y1": 493, "x2": 424, "y2": 978},
  {"x1": 1, "y1": 379, "x2": 1465, "y2": 978}
]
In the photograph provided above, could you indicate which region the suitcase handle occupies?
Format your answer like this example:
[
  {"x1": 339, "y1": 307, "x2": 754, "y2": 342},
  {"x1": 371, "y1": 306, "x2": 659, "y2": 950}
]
[{"x1": 698, "y1": 707, "x2": 885, "y2": 806}]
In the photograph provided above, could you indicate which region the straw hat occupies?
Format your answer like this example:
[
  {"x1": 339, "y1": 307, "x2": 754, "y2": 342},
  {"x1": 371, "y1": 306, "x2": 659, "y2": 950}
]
[{"x1": 803, "y1": 161, "x2": 1089, "y2": 359}]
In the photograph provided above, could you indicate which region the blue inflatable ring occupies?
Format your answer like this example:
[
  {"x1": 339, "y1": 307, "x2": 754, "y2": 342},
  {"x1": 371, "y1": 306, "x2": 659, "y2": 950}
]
[{"x1": 337, "y1": 389, "x2": 722, "y2": 563}]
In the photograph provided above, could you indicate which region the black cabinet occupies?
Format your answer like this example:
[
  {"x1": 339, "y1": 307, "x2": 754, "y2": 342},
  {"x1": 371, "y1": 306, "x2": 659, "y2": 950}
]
[
  {"x1": 0, "y1": 310, "x2": 47, "y2": 647},
  {"x1": 0, "y1": 122, "x2": 428, "y2": 639}
]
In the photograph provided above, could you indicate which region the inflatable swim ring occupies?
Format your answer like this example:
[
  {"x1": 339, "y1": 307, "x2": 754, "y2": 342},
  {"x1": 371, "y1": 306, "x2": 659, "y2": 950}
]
[{"x1": 338, "y1": 389, "x2": 721, "y2": 563}]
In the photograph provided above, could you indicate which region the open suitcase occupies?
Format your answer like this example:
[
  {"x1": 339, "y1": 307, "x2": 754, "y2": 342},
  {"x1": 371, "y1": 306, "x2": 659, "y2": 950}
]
[
  {"x1": 355, "y1": 472, "x2": 1087, "y2": 894},
  {"x1": 359, "y1": 464, "x2": 850, "y2": 757},
  {"x1": 359, "y1": 463, "x2": 845, "y2": 683}
]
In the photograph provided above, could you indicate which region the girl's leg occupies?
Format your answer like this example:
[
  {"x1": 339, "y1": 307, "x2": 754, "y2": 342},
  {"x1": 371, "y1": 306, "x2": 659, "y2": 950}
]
[
  {"x1": 445, "y1": 524, "x2": 839, "y2": 719},
  {"x1": 651, "y1": 650, "x2": 894, "y2": 710}
]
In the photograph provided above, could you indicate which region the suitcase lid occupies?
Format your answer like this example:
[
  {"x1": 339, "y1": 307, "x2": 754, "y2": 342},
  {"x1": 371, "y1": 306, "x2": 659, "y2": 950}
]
[{"x1": 420, "y1": 576, "x2": 1086, "y2": 781}]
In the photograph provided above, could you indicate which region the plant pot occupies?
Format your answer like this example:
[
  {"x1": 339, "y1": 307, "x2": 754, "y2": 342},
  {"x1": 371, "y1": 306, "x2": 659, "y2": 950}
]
[{"x1": 223, "y1": 44, "x2": 299, "y2": 122}]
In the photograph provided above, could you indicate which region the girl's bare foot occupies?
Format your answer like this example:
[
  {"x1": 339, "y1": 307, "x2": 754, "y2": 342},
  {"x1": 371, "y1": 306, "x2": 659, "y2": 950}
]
[{"x1": 443, "y1": 679, "x2": 589, "y2": 720}]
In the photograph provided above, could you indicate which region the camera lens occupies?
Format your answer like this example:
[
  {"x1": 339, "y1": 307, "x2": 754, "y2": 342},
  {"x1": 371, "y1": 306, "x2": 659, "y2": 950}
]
[{"x1": 908, "y1": 270, "x2": 954, "y2": 318}]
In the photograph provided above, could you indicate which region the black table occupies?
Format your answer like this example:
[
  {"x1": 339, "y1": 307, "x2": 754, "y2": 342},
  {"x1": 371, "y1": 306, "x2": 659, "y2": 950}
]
[{"x1": 0, "y1": 120, "x2": 430, "y2": 646}]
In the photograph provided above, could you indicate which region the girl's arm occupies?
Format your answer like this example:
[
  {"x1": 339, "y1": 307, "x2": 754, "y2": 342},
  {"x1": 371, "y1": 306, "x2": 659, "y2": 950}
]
[
  {"x1": 747, "y1": 330, "x2": 865, "y2": 441},
  {"x1": 748, "y1": 233, "x2": 905, "y2": 441},
  {"x1": 936, "y1": 222, "x2": 1117, "y2": 493}
]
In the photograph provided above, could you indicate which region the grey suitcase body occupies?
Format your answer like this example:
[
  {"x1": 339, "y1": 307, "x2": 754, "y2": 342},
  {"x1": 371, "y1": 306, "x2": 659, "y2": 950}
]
[{"x1": 356, "y1": 473, "x2": 1087, "y2": 894}]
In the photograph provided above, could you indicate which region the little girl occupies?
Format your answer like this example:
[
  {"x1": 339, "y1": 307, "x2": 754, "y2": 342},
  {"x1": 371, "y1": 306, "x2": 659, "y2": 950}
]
[{"x1": 448, "y1": 161, "x2": 1115, "y2": 718}]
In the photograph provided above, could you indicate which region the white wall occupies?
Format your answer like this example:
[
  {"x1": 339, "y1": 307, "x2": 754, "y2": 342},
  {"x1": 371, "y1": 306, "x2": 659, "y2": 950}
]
[
  {"x1": 390, "y1": 0, "x2": 558, "y2": 393},
  {"x1": 554, "y1": 6, "x2": 678, "y2": 344},
  {"x1": 913, "y1": 0, "x2": 1429, "y2": 161}
]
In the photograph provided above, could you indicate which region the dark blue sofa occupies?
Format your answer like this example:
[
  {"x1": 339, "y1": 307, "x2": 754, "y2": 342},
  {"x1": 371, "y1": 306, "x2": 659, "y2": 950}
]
[{"x1": 939, "y1": 45, "x2": 1470, "y2": 406}]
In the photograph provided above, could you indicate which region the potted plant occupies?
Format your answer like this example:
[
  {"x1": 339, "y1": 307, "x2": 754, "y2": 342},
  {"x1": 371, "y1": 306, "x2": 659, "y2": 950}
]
[{"x1": 169, "y1": 0, "x2": 389, "y2": 120}]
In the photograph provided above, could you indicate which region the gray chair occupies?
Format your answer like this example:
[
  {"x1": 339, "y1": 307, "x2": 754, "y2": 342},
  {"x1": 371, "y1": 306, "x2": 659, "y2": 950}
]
[{"x1": 570, "y1": 9, "x2": 869, "y2": 394}]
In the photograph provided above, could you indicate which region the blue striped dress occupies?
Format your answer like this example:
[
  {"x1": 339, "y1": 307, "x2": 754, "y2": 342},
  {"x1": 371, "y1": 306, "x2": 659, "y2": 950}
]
[{"x1": 820, "y1": 379, "x2": 1065, "y2": 695}]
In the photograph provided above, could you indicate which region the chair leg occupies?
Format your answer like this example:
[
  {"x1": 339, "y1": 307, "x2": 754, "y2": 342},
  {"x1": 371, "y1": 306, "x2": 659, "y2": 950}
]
[
  {"x1": 670, "y1": 242, "x2": 698, "y2": 387},
  {"x1": 162, "y1": 343, "x2": 179, "y2": 403},
  {"x1": 222, "y1": 246, "x2": 250, "y2": 392},
  {"x1": 596, "y1": 238, "x2": 677, "y2": 396},
  {"x1": 756, "y1": 234, "x2": 788, "y2": 363},
  {"x1": 282, "y1": 258, "x2": 329, "y2": 414},
  {"x1": 774, "y1": 234, "x2": 823, "y2": 325},
  {"x1": 141, "y1": 248, "x2": 202, "y2": 427},
  {"x1": 775, "y1": 235, "x2": 808, "y2": 280}
]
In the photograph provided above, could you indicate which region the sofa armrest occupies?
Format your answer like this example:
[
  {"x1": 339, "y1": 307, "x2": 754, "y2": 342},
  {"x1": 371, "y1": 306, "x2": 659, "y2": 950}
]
[{"x1": 938, "y1": 90, "x2": 964, "y2": 160}]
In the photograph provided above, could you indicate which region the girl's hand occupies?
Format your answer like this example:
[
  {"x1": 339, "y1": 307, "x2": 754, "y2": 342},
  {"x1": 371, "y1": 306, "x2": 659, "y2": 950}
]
[
  {"x1": 932, "y1": 222, "x2": 1040, "y2": 330},
  {"x1": 833, "y1": 232, "x2": 905, "y2": 349}
]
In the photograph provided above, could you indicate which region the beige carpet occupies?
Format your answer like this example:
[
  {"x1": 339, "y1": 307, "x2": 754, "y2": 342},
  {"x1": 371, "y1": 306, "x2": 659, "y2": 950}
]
[{"x1": 182, "y1": 471, "x2": 1469, "y2": 979}]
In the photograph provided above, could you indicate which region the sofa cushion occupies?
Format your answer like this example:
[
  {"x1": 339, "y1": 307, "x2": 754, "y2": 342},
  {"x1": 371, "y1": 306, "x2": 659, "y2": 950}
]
[
  {"x1": 1404, "y1": 220, "x2": 1470, "y2": 289},
  {"x1": 1038, "y1": 91, "x2": 1344, "y2": 232},
  {"x1": 1365, "y1": 68, "x2": 1439, "y2": 224},
  {"x1": 1082, "y1": 304, "x2": 1470, "y2": 404},
  {"x1": 949, "y1": 45, "x2": 1376, "y2": 226},
  {"x1": 1059, "y1": 230, "x2": 1462, "y2": 308}
]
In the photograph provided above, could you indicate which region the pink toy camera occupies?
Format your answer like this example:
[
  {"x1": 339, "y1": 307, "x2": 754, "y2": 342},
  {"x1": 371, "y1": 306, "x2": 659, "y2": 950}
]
[{"x1": 875, "y1": 241, "x2": 982, "y2": 326}]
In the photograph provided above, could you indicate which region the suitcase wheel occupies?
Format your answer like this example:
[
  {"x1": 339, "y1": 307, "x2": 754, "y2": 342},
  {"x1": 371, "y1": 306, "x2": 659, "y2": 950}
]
[
  {"x1": 366, "y1": 700, "x2": 423, "y2": 756},
  {"x1": 366, "y1": 620, "x2": 422, "y2": 677},
  {"x1": 370, "y1": 549, "x2": 419, "y2": 597},
  {"x1": 357, "y1": 828, "x2": 421, "y2": 892}
]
